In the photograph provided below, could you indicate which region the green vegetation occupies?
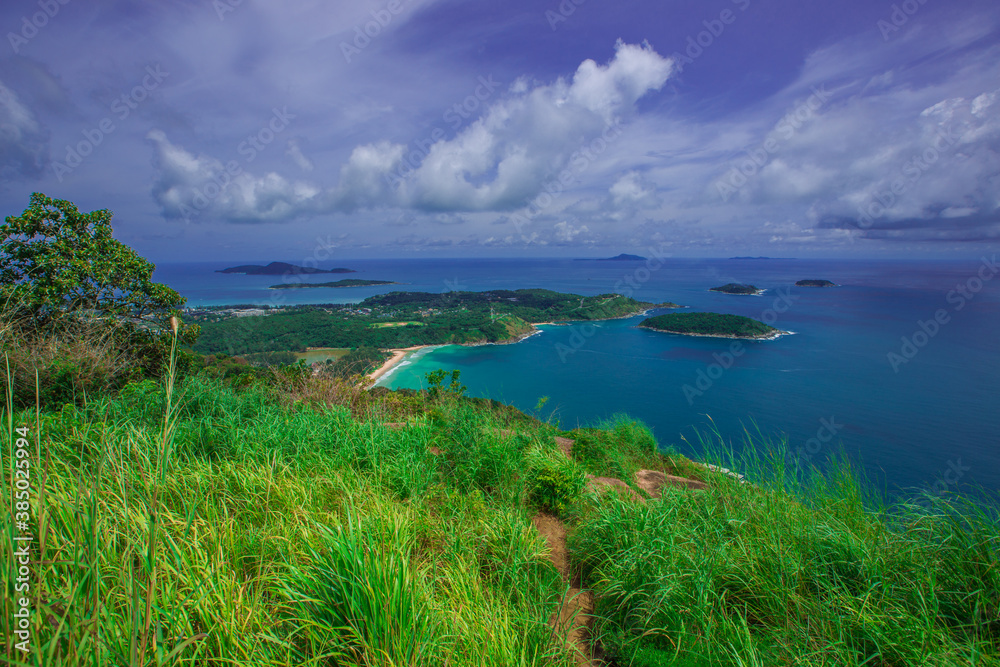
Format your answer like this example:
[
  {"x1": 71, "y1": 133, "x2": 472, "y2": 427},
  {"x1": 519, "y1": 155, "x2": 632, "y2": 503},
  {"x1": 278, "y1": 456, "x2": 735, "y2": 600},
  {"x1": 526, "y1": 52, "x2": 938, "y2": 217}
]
[
  {"x1": 640, "y1": 311, "x2": 782, "y2": 338},
  {"x1": 330, "y1": 346, "x2": 392, "y2": 378},
  {"x1": 0, "y1": 369, "x2": 578, "y2": 665},
  {"x1": 1, "y1": 193, "x2": 196, "y2": 407},
  {"x1": 710, "y1": 283, "x2": 763, "y2": 295},
  {"x1": 570, "y1": 428, "x2": 1000, "y2": 666},
  {"x1": 5, "y1": 350, "x2": 997, "y2": 666},
  {"x1": 4, "y1": 196, "x2": 998, "y2": 666},
  {"x1": 241, "y1": 350, "x2": 298, "y2": 366},
  {"x1": 1, "y1": 193, "x2": 189, "y2": 333},
  {"x1": 796, "y1": 279, "x2": 837, "y2": 287},
  {"x1": 269, "y1": 279, "x2": 399, "y2": 289},
  {"x1": 191, "y1": 289, "x2": 653, "y2": 356}
]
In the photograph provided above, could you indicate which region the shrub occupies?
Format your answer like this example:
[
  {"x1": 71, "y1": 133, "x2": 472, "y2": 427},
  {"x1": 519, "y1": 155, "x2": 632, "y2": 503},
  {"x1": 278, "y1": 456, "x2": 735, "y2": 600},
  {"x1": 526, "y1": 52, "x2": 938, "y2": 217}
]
[{"x1": 527, "y1": 449, "x2": 585, "y2": 516}]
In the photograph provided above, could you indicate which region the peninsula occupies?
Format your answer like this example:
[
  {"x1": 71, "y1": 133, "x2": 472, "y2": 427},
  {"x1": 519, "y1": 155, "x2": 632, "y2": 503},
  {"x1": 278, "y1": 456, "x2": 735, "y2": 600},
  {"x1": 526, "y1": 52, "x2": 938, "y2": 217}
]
[
  {"x1": 796, "y1": 279, "x2": 837, "y2": 287},
  {"x1": 217, "y1": 262, "x2": 356, "y2": 275},
  {"x1": 639, "y1": 312, "x2": 786, "y2": 339},
  {"x1": 710, "y1": 283, "x2": 765, "y2": 295},
  {"x1": 269, "y1": 279, "x2": 399, "y2": 289},
  {"x1": 191, "y1": 289, "x2": 661, "y2": 361}
]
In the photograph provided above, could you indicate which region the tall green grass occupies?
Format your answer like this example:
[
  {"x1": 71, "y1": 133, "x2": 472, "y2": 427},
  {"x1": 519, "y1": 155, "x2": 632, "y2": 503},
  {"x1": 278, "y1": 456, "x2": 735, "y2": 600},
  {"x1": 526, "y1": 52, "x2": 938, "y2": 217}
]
[
  {"x1": 4, "y1": 340, "x2": 998, "y2": 666},
  {"x1": 568, "y1": 427, "x2": 1000, "y2": 666},
  {"x1": 1, "y1": 354, "x2": 583, "y2": 665}
]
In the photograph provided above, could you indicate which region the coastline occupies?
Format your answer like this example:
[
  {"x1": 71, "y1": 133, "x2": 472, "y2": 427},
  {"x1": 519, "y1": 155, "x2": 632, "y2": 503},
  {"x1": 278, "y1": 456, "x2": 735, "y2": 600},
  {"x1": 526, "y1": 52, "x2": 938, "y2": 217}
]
[
  {"x1": 368, "y1": 308, "x2": 669, "y2": 384},
  {"x1": 709, "y1": 289, "x2": 767, "y2": 296},
  {"x1": 368, "y1": 345, "x2": 437, "y2": 382},
  {"x1": 369, "y1": 325, "x2": 548, "y2": 384},
  {"x1": 640, "y1": 327, "x2": 793, "y2": 341}
]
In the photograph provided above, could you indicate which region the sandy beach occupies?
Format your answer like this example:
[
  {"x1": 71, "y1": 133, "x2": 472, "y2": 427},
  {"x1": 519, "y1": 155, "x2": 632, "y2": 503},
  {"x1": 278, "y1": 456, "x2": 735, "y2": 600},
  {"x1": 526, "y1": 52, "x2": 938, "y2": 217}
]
[{"x1": 367, "y1": 345, "x2": 435, "y2": 382}]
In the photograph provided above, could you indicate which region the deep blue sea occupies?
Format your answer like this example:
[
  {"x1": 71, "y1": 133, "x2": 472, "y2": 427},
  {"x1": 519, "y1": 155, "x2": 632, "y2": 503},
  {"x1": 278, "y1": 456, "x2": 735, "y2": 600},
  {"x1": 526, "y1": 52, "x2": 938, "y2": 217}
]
[{"x1": 155, "y1": 258, "x2": 1000, "y2": 495}]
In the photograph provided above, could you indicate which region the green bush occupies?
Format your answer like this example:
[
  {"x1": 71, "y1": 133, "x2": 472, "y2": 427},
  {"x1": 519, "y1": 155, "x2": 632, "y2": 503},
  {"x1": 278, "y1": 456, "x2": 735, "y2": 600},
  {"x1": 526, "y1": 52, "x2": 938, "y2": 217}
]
[{"x1": 527, "y1": 449, "x2": 585, "y2": 516}]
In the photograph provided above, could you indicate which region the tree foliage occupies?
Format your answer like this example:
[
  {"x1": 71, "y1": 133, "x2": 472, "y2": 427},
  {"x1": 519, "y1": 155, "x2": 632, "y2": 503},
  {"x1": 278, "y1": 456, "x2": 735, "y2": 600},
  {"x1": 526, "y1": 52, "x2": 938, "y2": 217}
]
[
  {"x1": 640, "y1": 311, "x2": 777, "y2": 337},
  {"x1": 1, "y1": 193, "x2": 191, "y2": 340}
]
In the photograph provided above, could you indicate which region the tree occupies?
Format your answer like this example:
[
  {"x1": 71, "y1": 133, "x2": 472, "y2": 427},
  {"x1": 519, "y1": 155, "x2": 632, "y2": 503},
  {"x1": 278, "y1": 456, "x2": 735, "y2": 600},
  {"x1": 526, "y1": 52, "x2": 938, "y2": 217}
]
[
  {"x1": 425, "y1": 369, "x2": 466, "y2": 401},
  {"x1": 1, "y1": 193, "x2": 194, "y2": 341}
]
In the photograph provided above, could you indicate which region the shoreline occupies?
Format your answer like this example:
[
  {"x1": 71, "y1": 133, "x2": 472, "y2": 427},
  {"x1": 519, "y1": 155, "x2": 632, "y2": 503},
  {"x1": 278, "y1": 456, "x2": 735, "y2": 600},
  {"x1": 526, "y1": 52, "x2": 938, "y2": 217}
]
[
  {"x1": 368, "y1": 345, "x2": 437, "y2": 382},
  {"x1": 367, "y1": 308, "x2": 677, "y2": 384},
  {"x1": 640, "y1": 327, "x2": 793, "y2": 341},
  {"x1": 368, "y1": 325, "x2": 548, "y2": 384},
  {"x1": 709, "y1": 290, "x2": 767, "y2": 296}
]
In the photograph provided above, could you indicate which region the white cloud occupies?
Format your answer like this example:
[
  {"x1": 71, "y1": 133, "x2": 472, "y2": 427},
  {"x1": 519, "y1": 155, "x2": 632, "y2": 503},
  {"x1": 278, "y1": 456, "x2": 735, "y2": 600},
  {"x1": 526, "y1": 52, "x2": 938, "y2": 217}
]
[
  {"x1": 147, "y1": 130, "x2": 320, "y2": 222},
  {"x1": 285, "y1": 138, "x2": 314, "y2": 172},
  {"x1": 147, "y1": 41, "x2": 674, "y2": 223},
  {"x1": 554, "y1": 220, "x2": 590, "y2": 243},
  {"x1": 609, "y1": 171, "x2": 660, "y2": 210}
]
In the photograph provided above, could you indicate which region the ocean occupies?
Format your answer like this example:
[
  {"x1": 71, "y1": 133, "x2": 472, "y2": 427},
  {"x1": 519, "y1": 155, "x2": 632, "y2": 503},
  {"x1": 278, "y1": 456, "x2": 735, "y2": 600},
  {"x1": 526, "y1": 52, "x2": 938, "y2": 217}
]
[{"x1": 154, "y1": 257, "x2": 1000, "y2": 495}]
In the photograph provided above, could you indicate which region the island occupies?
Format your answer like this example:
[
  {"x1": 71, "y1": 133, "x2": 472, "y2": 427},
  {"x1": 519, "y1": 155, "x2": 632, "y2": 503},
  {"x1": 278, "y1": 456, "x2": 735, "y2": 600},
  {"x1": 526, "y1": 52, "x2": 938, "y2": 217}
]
[
  {"x1": 575, "y1": 253, "x2": 647, "y2": 261},
  {"x1": 190, "y1": 289, "x2": 664, "y2": 364},
  {"x1": 217, "y1": 262, "x2": 356, "y2": 275},
  {"x1": 710, "y1": 283, "x2": 765, "y2": 295},
  {"x1": 639, "y1": 312, "x2": 786, "y2": 339},
  {"x1": 795, "y1": 279, "x2": 837, "y2": 287},
  {"x1": 269, "y1": 279, "x2": 399, "y2": 289}
]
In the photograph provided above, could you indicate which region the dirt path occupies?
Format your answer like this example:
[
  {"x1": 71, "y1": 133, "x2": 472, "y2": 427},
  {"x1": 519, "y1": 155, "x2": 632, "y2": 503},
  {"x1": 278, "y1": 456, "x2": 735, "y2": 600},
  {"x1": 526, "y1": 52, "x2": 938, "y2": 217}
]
[
  {"x1": 531, "y1": 512, "x2": 598, "y2": 666},
  {"x1": 530, "y1": 435, "x2": 711, "y2": 663}
]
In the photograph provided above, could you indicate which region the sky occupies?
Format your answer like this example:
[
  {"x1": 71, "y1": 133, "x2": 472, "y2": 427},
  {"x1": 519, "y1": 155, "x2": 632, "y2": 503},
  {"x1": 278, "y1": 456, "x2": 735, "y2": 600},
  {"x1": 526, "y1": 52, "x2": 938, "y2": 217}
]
[{"x1": 1, "y1": 0, "x2": 999, "y2": 262}]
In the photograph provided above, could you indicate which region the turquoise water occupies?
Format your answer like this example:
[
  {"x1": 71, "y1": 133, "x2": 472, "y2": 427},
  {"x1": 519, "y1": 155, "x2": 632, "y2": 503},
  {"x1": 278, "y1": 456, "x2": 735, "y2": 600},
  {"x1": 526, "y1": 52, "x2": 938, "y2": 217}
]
[{"x1": 157, "y1": 257, "x2": 1000, "y2": 494}]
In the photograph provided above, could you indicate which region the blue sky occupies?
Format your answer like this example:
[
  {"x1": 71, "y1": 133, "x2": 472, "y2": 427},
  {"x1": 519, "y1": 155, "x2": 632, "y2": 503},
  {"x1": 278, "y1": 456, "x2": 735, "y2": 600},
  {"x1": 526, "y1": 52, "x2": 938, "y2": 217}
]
[{"x1": 1, "y1": 0, "x2": 998, "y2": 261}]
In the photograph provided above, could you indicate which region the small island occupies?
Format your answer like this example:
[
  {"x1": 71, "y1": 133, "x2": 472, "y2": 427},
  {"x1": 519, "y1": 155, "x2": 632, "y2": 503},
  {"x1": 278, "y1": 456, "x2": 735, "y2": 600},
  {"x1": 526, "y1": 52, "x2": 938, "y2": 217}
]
[
  {"x1": 217, "y1": 262, "x2": 356, "y2": 275},
  {"x1": 576, "y1": 253, "x2": 647, "y2": 261},
  {"x1": 795, "y1": 279, "x2": 837, "y2": 287},
  {"x1": 270, "y1": 279, "x2": 399, "y2": 290},
  {"x1": 710, "y1": 283, "x2": 765, "y2": 295},
  {"x1": 639, "y1": 312, "x2": 786, "y2": 340}
]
